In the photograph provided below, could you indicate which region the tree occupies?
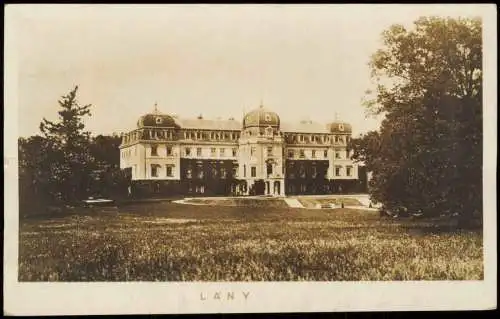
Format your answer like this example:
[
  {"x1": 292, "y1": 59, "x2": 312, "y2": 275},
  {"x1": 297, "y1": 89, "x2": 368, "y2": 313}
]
[
  {"x1": 351, "y1": 17, "x2": 482, "y2": 225},
  {"x1": 18, "y1": 136, "x2": 58, "y2": 214},
  {"x1": 88, "y1": 134, "x2": 130, "y2": 198},
  {"x1": 89, "y1": 134, "x2": 122, "y2": 170},
  {"x1": 39, "y1": 85, "x2": 94, "y2": 202}
]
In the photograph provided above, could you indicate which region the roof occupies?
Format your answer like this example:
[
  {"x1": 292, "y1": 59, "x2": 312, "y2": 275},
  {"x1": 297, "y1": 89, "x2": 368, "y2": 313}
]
[
  {"x1": 243, "y1": 106, "x2": 280, "y2": 128},
  {"x1": 328, "y1": 122, "x2": 353, "y2": 133},
  {"x1": 281, "y1": 121, "x2": 330, "y2": 134},
  {"x1": 137, "y1": 113, "x2": 180, "y2": 128},
  {"x1": 175, "y1": 118, "x2": 242, "y2": 131}
]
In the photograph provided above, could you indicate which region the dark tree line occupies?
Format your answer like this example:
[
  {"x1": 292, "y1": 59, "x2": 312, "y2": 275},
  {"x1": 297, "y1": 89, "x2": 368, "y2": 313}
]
[
  {"x1": 350, "y1": 17, "x2": 482, "y2": 226},
  {"x1": 19, "y1": 86, "x2": 130, "y2": 216}
]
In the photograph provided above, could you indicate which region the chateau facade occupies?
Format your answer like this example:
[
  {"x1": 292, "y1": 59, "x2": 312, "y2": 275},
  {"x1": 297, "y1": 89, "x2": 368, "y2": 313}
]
[{"x1": 119, "y1": 104, "x2": 366, "y2": 197}]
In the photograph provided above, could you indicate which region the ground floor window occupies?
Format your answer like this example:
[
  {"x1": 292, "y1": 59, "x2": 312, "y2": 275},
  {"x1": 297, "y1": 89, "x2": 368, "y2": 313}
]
[
  {"x1": 151, "y1": 164, "x2": 160, "y2": 177},
  {"x1": 166, "y1": 165, "x2": 174, "y2": 177},
  {"x1": 346, "y1": 166, "x2": 352, "y2": 176},
  {"x1": 251, "y1": 166, "x2": 256, "y2": 177},
  {"x1": 335, "y1": 166, "x2": 342, "y2": 176}
]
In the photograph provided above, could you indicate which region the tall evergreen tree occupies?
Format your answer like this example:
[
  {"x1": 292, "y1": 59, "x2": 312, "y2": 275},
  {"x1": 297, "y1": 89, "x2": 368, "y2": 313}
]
[{"x1": 39, "y1": 85, "x2": 94, "y2": 202}]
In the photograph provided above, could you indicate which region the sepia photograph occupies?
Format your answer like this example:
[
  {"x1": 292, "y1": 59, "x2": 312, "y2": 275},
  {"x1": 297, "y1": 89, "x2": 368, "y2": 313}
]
[{"x1": 4, "y1": 3, "x2": 497, "y2": 315}]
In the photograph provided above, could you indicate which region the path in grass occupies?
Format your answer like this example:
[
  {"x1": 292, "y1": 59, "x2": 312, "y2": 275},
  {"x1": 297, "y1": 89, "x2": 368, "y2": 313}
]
[{"x1": 175, "y1": 194, "x2": 372, "y2": 210}]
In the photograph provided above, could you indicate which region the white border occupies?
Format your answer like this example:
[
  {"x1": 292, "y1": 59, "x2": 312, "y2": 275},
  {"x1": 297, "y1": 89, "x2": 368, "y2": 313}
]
[{"x1": 4, "y1": 4, "x2": 497, "y2": 315}]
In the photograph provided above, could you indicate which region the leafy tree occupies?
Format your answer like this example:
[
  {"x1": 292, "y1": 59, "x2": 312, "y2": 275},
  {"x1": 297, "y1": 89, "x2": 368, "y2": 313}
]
[
  {"x1": 39, "y1": 85, "x2": 94, "y2": 202},
  {"x1": 88, "y1": 134, "x2": 130, "y2": 198},
  {"x1": 351, "y1": 17, "x2": 482, "y2": 225},
  {"x1": 89, "y1": 134, "x2": 121, "y2": 169},
  {"x1": 18, "y1": 136, "x2": 58, "y2": 214}
]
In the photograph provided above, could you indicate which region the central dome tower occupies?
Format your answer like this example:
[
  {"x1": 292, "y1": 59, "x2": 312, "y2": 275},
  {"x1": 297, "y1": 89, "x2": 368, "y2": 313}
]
[{"x1": 242, "y1": 103, "x2": 280, "y2": 129}]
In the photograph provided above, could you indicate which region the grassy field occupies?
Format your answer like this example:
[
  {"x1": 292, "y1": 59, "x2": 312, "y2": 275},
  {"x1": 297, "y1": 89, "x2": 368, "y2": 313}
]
[{"x1": 19, "y1": 201, "x2": 483, "y2": 281}]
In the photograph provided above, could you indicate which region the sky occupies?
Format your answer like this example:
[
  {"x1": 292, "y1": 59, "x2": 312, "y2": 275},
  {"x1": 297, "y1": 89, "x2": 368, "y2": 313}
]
[{"x1": 9, "y1": 4, "x2": 488, "y2": 138}]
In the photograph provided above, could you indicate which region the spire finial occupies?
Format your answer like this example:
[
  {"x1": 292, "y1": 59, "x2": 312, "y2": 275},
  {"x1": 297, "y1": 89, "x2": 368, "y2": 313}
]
[
  {"x1": 154, "y1": 101, "x2": 159, "y2": 113},
  {"x1": 260, "y1": 99, "x2": 264, "y2": 108},
  {"x1": 334, "y1": 112, "x2": 339, "y2": 121}
]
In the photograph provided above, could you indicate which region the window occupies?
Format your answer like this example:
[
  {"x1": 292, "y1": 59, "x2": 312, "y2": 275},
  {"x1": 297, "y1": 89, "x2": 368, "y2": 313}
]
[
  {"x1": 335, "y1": 152, "x2": 341, "y2": 159},
  {"x1": 211, "y1": 148, "x2": 216, "y2": 156},
  {"x1": 299, "y1": 166, "x2": 306, "y2": 178},
  {"x1": 267, "y1": 163, "x2": 273, "y2": 176},
  {"x1": 151, "y1": 164, "x2": 159, "y2": 177},
  {"x1": 324, "y1": 150, "x2": 328, "y2": 158},
  {"x1": 335, "y1": 166, "x2": 342, "y2": 176},
  {"x1": 267, "y1": 146, "x2": 273, "y2": 157},
  {"x1": 288, "y1": 150, "x2": 295, "y2": 158},
  {"x1": 220, "y1": 148, "x2": 225, "y2": 157},
  {"x1": 197, "y1": 148, "x2": 202, "y2": 157},
  {"x1": 211, "y1": 166, "x2": 218, "y2": 178},
  {"x1": 299, "y1": 149, "x2": 305, "y2": 158},
  {"x1": 346, "y1": 166, "x2": 353, "y2": 176},
  {"x1": 243, "y1": 165, "x2": 247, "y2": 177},
  {"x1": 233, "y1": 166, "x2": 238, "y2": 178},
  {"x1": 185, "y1": 147, "x2": 191, "y2": 156},
  {"x1": 155, "y1": 117, "x2": 162, "y2": 124},
  {"x1": 197, "y1": 167, "x2": 204, "y2": 179},
  {"x1": 220, "y1": 167, "x2": 227, "y2": 179},
  {"x1": 312, "y1": 166, "x2": 317, "y2": 178},
  {"x1": 151, "y1": 145, "x2": 158, "y2": 156},
  {"x1": 166, "y1": 146, "x2": 172, "y2": 156},
  {"x1": 312, "y1": 150, "x2": 316, "y2": 158},
  {"x1": 251, "y1": 166, "x2": 257, "y2": 177},
  {"x1": 166, "y1": 165, "x2": 173, "y2": 177},
  {"x1": 251, "y1": 147, "x2": 256, "y2": 157},
  {"x1": 232, "y1": 148, "x2": 237, "y2": 157},
  {"x1": 186, "y1": 167, "x2": 193, "y2": 179}
]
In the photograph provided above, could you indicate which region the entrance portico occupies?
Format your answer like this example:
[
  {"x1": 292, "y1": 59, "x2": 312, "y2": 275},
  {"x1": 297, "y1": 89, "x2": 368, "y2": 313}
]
[{"x1": 264, "y1": 179, "x2": 285, "y2": 196}]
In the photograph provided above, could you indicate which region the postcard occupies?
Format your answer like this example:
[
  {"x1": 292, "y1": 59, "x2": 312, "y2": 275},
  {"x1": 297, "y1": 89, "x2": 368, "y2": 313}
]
[{"x1": 4, "y1": 4, "x2": 497, "y2": 315}]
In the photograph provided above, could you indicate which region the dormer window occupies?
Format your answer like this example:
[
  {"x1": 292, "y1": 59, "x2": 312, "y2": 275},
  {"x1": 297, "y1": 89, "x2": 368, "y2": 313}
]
[
  {"x1": 265, "y1": 114, "x2": 272, "y2": 121},
  {"x1": 339, "y1": 124, "x2": 344, "y2": 131},
  {"x1": 155, "y1": 117, "x2": 163, "y2": 124},
  {"x1": 265, "y1": 126, "x2": 273, "y2": 136}
]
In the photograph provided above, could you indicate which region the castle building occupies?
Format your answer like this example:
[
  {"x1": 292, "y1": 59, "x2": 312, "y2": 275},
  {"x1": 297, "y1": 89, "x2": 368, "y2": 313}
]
[{"x1": 119, "y1": 104, "x2": 365, "y2": 197}]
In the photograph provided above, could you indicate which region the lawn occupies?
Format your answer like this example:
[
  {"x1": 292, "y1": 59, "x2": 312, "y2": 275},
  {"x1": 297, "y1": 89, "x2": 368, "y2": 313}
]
[{"x1": 19, "y1": 201, "x2": 483, "y2": 281}]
